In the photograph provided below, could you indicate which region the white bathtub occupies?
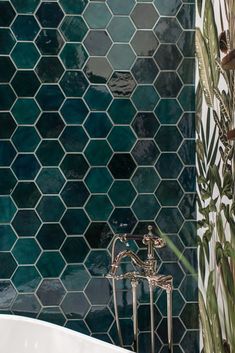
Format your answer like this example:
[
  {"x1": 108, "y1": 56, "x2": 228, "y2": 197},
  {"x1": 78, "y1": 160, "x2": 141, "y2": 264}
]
[{"x1": 0, "y1": 315, "x2": 132, "y2": 353}]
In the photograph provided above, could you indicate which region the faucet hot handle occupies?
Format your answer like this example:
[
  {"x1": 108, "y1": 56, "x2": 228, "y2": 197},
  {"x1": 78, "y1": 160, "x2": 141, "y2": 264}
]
[{"x1": 142, "y1": 226, "x2": 166, "y2": 258}]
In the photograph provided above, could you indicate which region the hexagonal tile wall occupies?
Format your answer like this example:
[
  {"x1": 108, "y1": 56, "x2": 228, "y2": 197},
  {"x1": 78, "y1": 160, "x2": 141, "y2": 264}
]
[{"x1": 0, "y1": 0, "x2": 196, "y2": 351}]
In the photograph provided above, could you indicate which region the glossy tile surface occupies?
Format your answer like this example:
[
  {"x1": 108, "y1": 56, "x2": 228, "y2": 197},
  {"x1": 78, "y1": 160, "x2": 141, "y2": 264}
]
[{"x1": 0, "y1": 0, "x2": 196, "y2": 352}]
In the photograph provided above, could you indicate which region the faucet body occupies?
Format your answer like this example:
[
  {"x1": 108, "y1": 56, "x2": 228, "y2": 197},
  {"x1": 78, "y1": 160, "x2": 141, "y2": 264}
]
[{"x1": 107, "y1": 226, "x2": 173, "y2": 353}]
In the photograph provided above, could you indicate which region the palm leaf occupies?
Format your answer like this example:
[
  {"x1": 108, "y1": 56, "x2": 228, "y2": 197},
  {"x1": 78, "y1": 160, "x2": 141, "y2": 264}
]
[
  {"x1": 197, "y1": 0, "x2": 203, "y2": 16},
  {"x1": 199, "y1": 291, "x2": 214, "y2": 353},
  {"x1": 195, "y1": 28, "x2": 214, "y2": 107}
]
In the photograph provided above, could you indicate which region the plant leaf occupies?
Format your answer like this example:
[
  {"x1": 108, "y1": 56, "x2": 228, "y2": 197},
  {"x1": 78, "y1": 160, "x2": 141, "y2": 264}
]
[
  {"x1": 197, "y1": 0, "x2": 203, "y2": 16},
  {"x1": 199, "y1": 291, "x2": 214, "y2": 353}
]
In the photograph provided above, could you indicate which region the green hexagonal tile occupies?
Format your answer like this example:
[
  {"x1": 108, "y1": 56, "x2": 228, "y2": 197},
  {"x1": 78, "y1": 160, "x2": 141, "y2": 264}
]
[
  {"x1": 36, "y1": 196, "x2": 65, "y2": 222},
  {"x1": 85, "y1": 195, "x2": 113, "y2": 221},
  {"x1": 12, "y1": 126, "x2": 41, "y2": 152},
  {"x1": 60, "y1": 16, "x2": 88, "y2": 41},
  {"x1": 61, "y1": 209, "x2": 89, "y2": 235},
  {"x1": 108, "y1": 181, "x2": 136, "y2": 207},
  {"x1": 108, "y1": 126, "x2": 136, "y2": 152},
  {"x1": 12, "y1": 182, "x2": 41, "y2": 208},
  {"x1": 84, "y1": 140, "x2": 112, "y2": 166},
  {"x1": 60, "y1": 43, "x2": 88, "y2": 70},
  {"x1": 84, "y1": 3, "x2": 112, "y2": 29},
  {"x1": 12, "y1": 239, "x2": 41, "y2": 265},
  {"x1": 85, "y1": 168, "x2": 113, "y2": 193},
  {"x1": 132, "y1": 167, "x2": 160, "y2": 193},
  {"x1": 11, "y1": 42, "x2": 40, "y2": 69},
  {"x1": 36, "y1": 252, "x2": 65, "y2": 278},
  {"x1": 132, "y1": 195, "x2": 160, "y2": 220},
  {"x1": 0, "y1": 197, "x2": 16, "y2": 223},
  {"x1": 155, "y1": 180, "x2": 183, "y2": 206}
]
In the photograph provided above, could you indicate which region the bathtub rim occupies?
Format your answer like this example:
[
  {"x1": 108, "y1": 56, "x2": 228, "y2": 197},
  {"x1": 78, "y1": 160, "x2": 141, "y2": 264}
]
[{"x1": 0, "y1": 314, "x2": 132, "y2": 353}]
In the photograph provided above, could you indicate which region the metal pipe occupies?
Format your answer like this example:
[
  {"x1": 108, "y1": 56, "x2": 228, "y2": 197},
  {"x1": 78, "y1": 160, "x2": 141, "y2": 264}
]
[
  {"x1": 131, "y1": 279, "x2": 138, "y2": 353},
  {"x1": 167, "y1": 287, "x2": 173, "y2": 353},
  {"x1": 149, "y1": 283, "x2": 155, "y2": 353}
]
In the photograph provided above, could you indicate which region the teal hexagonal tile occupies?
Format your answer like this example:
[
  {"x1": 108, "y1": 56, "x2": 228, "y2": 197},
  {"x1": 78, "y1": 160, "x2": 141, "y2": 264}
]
[
  {"x1": 132, "y1": 140, "x2": 159, "y2": 165},
  {"x1": 60, "y1": 126, "x2": 88, "y2": 152},
  {"x1": 0, "y1": 84, "x2": 16, "y2": 110},
  {"x1": 0, "y1": 281, "x2": 17, "y2": 308},
  {"x1": 12, "y1": 238, "x2": 41, "y2": 265},
  {"x1": 85, "y1": 250, "x2": 110, "y2": 277},
  {"x1": 36, "y1": 85, "x2": 65, "y2": 111},
  {"x1": 178, "y1": 140, "x2": 195, "y2": 165},
  {"x1": 11, "y1": 0, "x2": 40, "y2": 13},
  {"x1": 132, "y1": 85, "x2": 159, "y2": 111},
  {"x1": 155, "y1": 72, "x2": 182, "y2": 98},
  {"x1": 0, "y1": 112, "x2": 16, "y2": 138},
  {"x1": 85, "y1": 195, "x2": 113, "y2": 221},
  {"x1": 11, "y1": 42, "x2": 40, "y2": 69},
  {"x1": 0, "y1": 1, "x2": 16, "y2": 26},
  {"x1": 155, "y1": 180, "x2": 183, "y2": 206},
  {"x1": 178, "y1": 58, "x2": 195, "y2": 85},
  {"x1": 108, "y1": 44, "x2": 136, "y2": 70},
  {"x1": 156, "y1": 208, "x2": 183, "y2": 233},
  {"x1": 155, "y1": 126, "x2": 182, "y2": 151},
  {"x1": 60, "y1": 99, "x2": 89, "y2": 124},
  {"x1": 11, "y1": 71, "x2": 40, "y2": 97},
  {"x1": 132, "y1": 195, "x2": 160, "y2": 220},
  {"x1": 36, "y1": 2, "x2": 64, "y2": 28},
  {"x1": 154, "y1": 44, "x2": 182, "y2": 70},
  {"x1": 0, "y1": 197, "x2": 16, "y2": 223},
  {"x1": 60, "y1": 43, "x2": 88, "y2": 70},
  {"x1": 108, "y1": 99, "x2": 136, "y2": 124},
  {"x1": 108, "y1": 71, "x2": 136, "y2": 97},
  {"x1": 155, "y1": 99, "x2": 183, "y2": 124},
  {"x1": 12, "y1": 293, "x2": 41, "y2": 318},
  {"x1": 61, "y1": 181, "x2": 89, "y2": 207},
  {"x1": 131, "y1": 30, "x2": 159, "y2": 56},
  {"x1": 12, "y1": 182, "x2": 41, "y2": 208},
  {"x1": 36, "y1": 57, "x2": 64, "y2": 83},
  {"x1": 107, "y1": 0, "x2": 135, "y2": 15},
  {"x1": 108, "y1": 126, "x2": 136, "y2": 152},
  {"x1": 84, "y1": 30, "x2": 112, "y2": 56},
  {"x1": 60, "y1": 154, "x2": 89, "y2": 180},
  {"x1": 36, "y1": 224, "x2": 66, "y2": 250},
  {"x1": 109, "y1": 208, "x2": 137, "y2": 233},
  {"x1": 84, "y1": 222, "x2": 112, "y2": 249},
  {"x1": 36, "y1": 252, "x2": 65, "y2": 278},
  {"x1": 60, "y1": 71, "x2": 88, "y2": 97},
  {"x1": 177, "y1": 3, "x2": 195, "y2": 30},
  {"x1": 61, "y1": 292, "x2": 90, "y2": 319},
  {"x1": 36, "y1": 113, "x2": 65, "y2": 139},
  {"x1": 0, "y1": 225, "x2": 17, "y2": 251},
  {"x1": 84, "y1": 57, "x2": 113, "y2": 84},
  {"x1": 36, "y1": 196, "x2": 65, "y2": 222},
  {"x1": 155, "y1": 153, "x2": 183, "y2": 179},
  {"x1": 12, "y1": 154, "x2": 41, "y2": 180},
  {"x1": 178, "y1": 85, "x2": 195, "y2": 111},
  {"x1": 59, "y1": 0, "x2": 87, "y2": 14},
  {"x1": 179, "y1": 193, "x2": 196, "y2": 220},
  {"x1": 12, "y1": 127, "x2": 41, "y2": 152},
  {"x1": 0, "y1": 28, "x2": 16, "y2": 54},
  {"x1": 108, "y1": 181, "x2": 136, "y2": 207},
  {"x1": 12, "y1": 15, "x2": 40, "y2": 40},
  {"x1": 12, "y1": 210, "x2": 41, "y2": 237},
  {"x1": 108, "y1": 16, "x2": 135, "y2": 42},
  {"x1": 84, "y1": 85, "x2": 112, "y2": 111},
  {"x1": 177, "y1": 30, "x2": 195, "y2": 57},
  {"x1": 0, "y1": 57, "x2": 15, "y2": 83},
  {"x1": 61, "y1": 264, "x2": 90, "y2": 291},
  {"x1": 84, "y1": 140, "x2": 112, "y2": 166},
  {"x1": 0, "y1": 169, "x2": 17, "y2": 195},
  {"x1": 36, "y1": 280, "x2": 65, "y2": 307},
  {"x1": 0, "y1": 253, "x2": 17, "y2": 278},
  {"x1": 11, "y1": 99, "x2": 40, "y2": 125},
  {"x1": 0, "y1": 141, "x2": 16, "y2": 166},
  {"x1": 154, "y1": 0, "x2": 181, "y2": 15},
  {"x1": 61, "y1": 209, "x2": 89, "y2": 235},
  {"x1": 132, "y1": 58, "x2": 158, "y2": 84},
  {"x1": 36, "y1": 168, "x2": 65, "y2": 194},
  {"x1": 84, "y1": 3, "x2": 112, "y2": 29},
  {"x1": 61, "y1": 237, "x2": 89, "y2": 263},
  {"x1": 85, "y1": 306, "x2": 113, "y2": 333},
  {"x1": 179, "y1": 221, "x2": 196, "y2": 247},
  {"x1": 108, "y1": 153, "x2": 136, "y2": 179},
  {"x1": 85, "y1": 168, "x2": 113, "y2": 193},
  {"x1": 36, "y1": 140, "x2": 64, "y2": 166},
  {"x1": 36, "y1": 29, "x2": 64, "y2": 55},
  {"x1": 60, "y1": 16, "x2": 88, "y2": 41},
  {"x1": 154, "y1": 17, "x2": 182, "y2": 43},
  {"x1": 132, "y1": 112, "x2": 159, "y2": 138},
  {"x1": 84, "y1": 112, "x2": 112, "y2": 138},
  {"x1": 132, "y1": 167, "x2": 160, "y2": 193}
]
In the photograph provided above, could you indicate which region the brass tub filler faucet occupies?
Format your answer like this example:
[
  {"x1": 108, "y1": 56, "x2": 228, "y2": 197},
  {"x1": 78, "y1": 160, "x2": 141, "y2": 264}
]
[{"x1": 106, "y1": 226, "x2": 173, "y2": 353}]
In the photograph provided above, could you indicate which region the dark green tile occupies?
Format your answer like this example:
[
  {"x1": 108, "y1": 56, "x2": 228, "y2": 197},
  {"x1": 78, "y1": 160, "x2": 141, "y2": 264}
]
[
  {"x1": 12, "y1": 127, "x2": 40, "y2": 152},
  {"x1": 154, "y1": 44, "x2": 182, "y2": 70},
  {"x1": 0, "y1": 169, "x2": 17, "y2": 195},
  {"x1": 108, "y1": 126, "x2": 136, "y2": 152},
  {"x1": 107, "y1": 16, "x2": 135, "y2": 42},
  {"x1": 181, "y1": 303, "x2": 199, "y2": 329},
  {"x1": 85, "y1": 195, "x2": 113, "y2": 221},
  {"x1": 0, "y1": 84, "x2": 16, "y2": 110},
  {"x1": 11, "y1": 71, "x2": 40, "y2": 97},
  {"x1": 181, "y1": 331, "x2": 199, "y2": 353},
  {"x1": 85, "y1": 112, "x2": 112, "y2": 138},
  {"x1": 60, "y1": 154, "x2": 89, "y2": 180},
  {"x1": 0, "y1": 29, "x2": 16, "y2": 54},
  {"x1": 62, "y1": 292, "x2": 89, "y2": 319},
  {"x1": 155, "y1": 180, "x2": 183, "y2": 206},
  {"x1": 85, "y1": 278, "x2": 112, "y2": 305},
  {"x1": 0, "y1": 196, "x2": 16, "y2": 223},
  {"x1": 60, "y1": 98, "x2": 88, "y2": 124},
  {"x1": 12, "y1": 15, "x2": 40, "y2": 40},
  {"x1": 84, "y1": 31, "x2": 112, "y2": 56},
  {"x1": 157, "y1": 290, "x2": 185, "y2": 317},
  {"x1": 36, "y1": 29, "x2": 64, "y2": 55},
  {"x1": 179, "y1": 113, "x2": 195, "y2": 138},
  {"x1": 36, "y1": 85, "x2": 65, "y2": 111},
  {"x1": 84, "y1": 3, "x2": 112, "y2": 29},
  {"x1": 60, "y1": 126, "x2": 88, "y2": 152},
  {"x1": 85, "y1": 306, "x2": 113, "y2": 332},
  {"x1": 108, "y1": 181, "x2": 136, "y2": 207},
  {"x1": 38, "y1": 307, "x2": 65, "y2": 326},
  {"x1": 36, "y1": 140, "x2": 64, "y2": 166},
  {"x1": 11, "y1": 42, "x2": 39, "y2": 69},
  {"x1": 61, "y1": 181, "x2": 89, "y2": 207},
  {"x1": 0, "y1": 57, "x2": 15, "y2": 83},
  {"x1": 12, "y1": 210, "x2": 41, "y2": 237},
  {"x1": 179, "y1": 193, "x2": 196, "y2": 220},
  {"x1": 61, "y1": 264, "x2": 90, "y2": 291},
  {"x1": 60, "y1": 71, "x2": 88, "y2": 97},
  {"x1": 0, "y1": 281, "x2": 16, "y2": 308},
  {"x1": 36, "y1": 279, "x2": 65, "y2": 306},
  {"x1": 60, "y1": 16, "x2": 88, "y2": 41},
  {"x1": 0, "y1": 225, "x2": 16, "y2": 251},
  {"x1": 131, "y1": 30, "x2": 159, "y2": 56},
  {"x1": 61, "y1": 209, "x2": 89, "y2": 235},
  {"x1": 36, "y1": 113, "x2": 65, "y2": 139},
  {"x1": 132, "y1": 85, "x2": 159, "y2": 111},
  {"x1": 61, "y1": 237, "x2": 89, "y2": 263},
  {"x1": 108, "y1": 71, "x2": 136, "y2": 97},
  {"x1": 177, "y1": 31, "x2": 195, "y2": 57},
  {"x1": 108, "y1": 99, "x2": 136, "y2": 124},
  {"x1": 156, "y1": 208, "x2": 183, "y2": 233},
  {"x1": 178, "y1": 58, "x2": 195, "y2": 84},
  {"x1": 0, "y1": 112, "x2": 16, "y2": 138},
  {"x1": 132, "y1": 112, "x2": 159, "y2": 137},
  {"x1": 132, "y1": 195, "x2": 160, "y2": 220},
  {"x1": 0, "y1": 141, "x2": 16, "y2": 166},
  {"x1": 36, "y1": 224, "x2": 66, "y2": 250},
  {"x1": 178, "y1": 140, "x2": 195, "y2": 165},
  {"x1": 36, "y1": 252, "x2": 65, "y2": 277},
  {"x1": 154, "y1": 17, "x2": 182, "y2": 43},
  {"x1": 155, "y1": 72, "x2": 182, "y2": 98},
  {"x1": 155, "y1": 126, "x2": 182, "y2": 151},
  {"x1": 36, "y1": 168, "x2": 65, "y2": 194},
  {"x1": 177, "y1": 3, "x2": 195, "y2": 29},
  {"x1": 155, "y1": 99, "x2": 182, "y2": 124},
  {"x1": 0, "y1": 252, "x2": 17, "y2": 278},
  {"x1": 12, "y1": 154, "x2": 41, "y2": 180},
  {"x1": 60, "y1": 43, "x2": 88, "y2": 70},
  {"x1": 84, "y1": 222, "x2": 113, "y2": 249},
  {"x1": 107, "y1": 0, "x2": 135, "y2": 14},
  {"x1": 36, "y1": 2, "x2": 64, "y2": 28},
  {"x1": 85, "y1": 250, "x2": 110, "y2": 276},
  {"x1": 12, "y1": 294, "x2": 41, "y2": 318},
  {"x1": 179, "y1": 167, "x2": 196, "y2": 192},
  {"x1": 36, "y1": 196, "x2": 65, "y2": 222},
  {"x1": 12, "y1": 182, "x2": 41, "y2": 208},
  {"x1": 108, "y1": 153, "x2": 136, "y2": 179},
  {"x1": 178, "y1": 85, "x2": 195, "y2": 111},
  {"x1": 84, "y1": 85, "x2": 112, "y2": 111},
  {"x1": 154, "y1": 0, "x2": 181, "y2": 15},
  {"x1": 132, "y1": 140, "x2": 159, "y2": 165},
  {"x1": 12, "y1": 266, "x2": 41, "y2": 293},
  {"x1": 132, "y1": 58, "x2": 158, "y2": 84},
  {"x1": 180, "y1": 275, "x2": 198, "y2": 302},
  {"x1": 132, "y1": 167, "x2": 160, "y2": 193},
  {"x1": 155, "y1": 153, "x2": 183, "y2": 179},
  {"x1": 109, "y1": 208, "x2": 137, "y2": 233},
  {"x1": 11, "y1": 99, "x2": 40, "y2": 125},
  {"x1": 0, "y1": 1, "x2": 16, "y2": 26},
  {"x1": 65, "y1": 320, "x2": 90, "y2": 335},
  {"x1": 85, "y1": 168, "x2": 113, "y2": 193},
  {"x1": 11, "y1": 0, "x2": 40, "y2": 13},
  {"x1": 36, "y1": 57, "x2": 64, "y2": 83},
  {"x1": 84, "y1": 140, "x2": 112, "y2": 166},
  {"x1": 59, "y1": 0, "x2": 87, "y2": 14},
  {"x1": 12, "y1": 238, "x2": 41, "y2": 265}
]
